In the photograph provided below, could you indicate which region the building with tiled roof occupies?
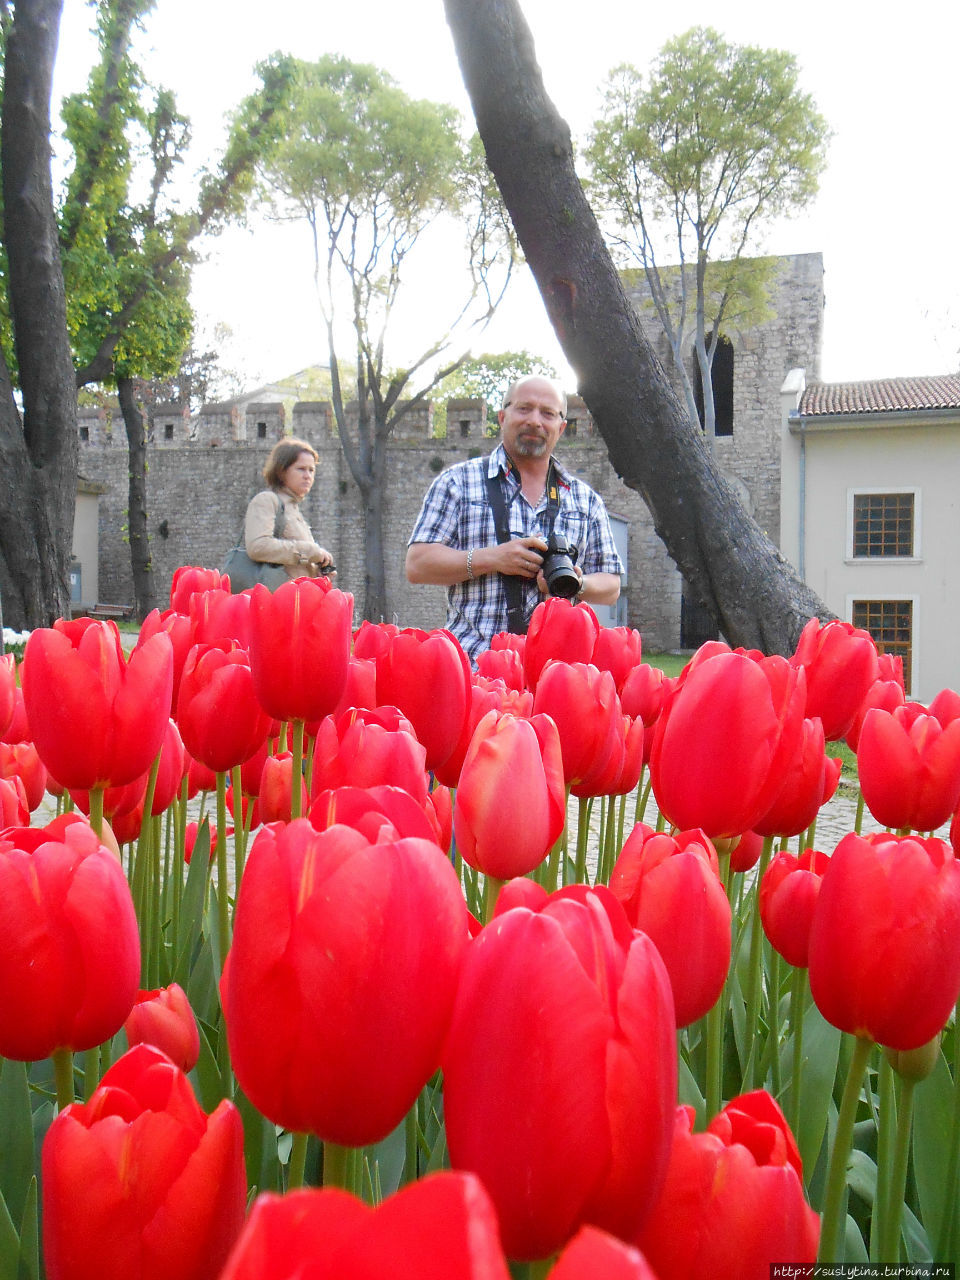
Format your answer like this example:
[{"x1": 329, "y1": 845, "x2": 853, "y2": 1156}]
[{"x1": 781, "y1": 368, "x2": 960, "y2": 699}]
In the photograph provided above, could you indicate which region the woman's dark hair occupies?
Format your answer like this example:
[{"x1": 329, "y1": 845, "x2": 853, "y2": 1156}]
[{"x1": 262, "y1": 437, "x2": 319, "y2": 488}]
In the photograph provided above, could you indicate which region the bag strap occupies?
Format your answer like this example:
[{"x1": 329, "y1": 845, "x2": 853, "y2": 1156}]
[
  {"x1": 484, "y1": 470, "x2": 528, "y2": 636},
  {"x1": 272, "y1": 494, "x2": 286, "y2": 538}
]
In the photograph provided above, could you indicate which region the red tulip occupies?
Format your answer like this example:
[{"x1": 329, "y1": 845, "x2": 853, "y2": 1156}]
[
  {"x1": 610, "y1": 824, "x2": 731, "y2": 1026},
  {"x1": 0, "y1": 774, "x2": 28, "y2": 827},
  {"x1": 857, "y1": 705, "x2": 960, "y2": 832},
  {"x1": 248, "y1": 578, "x2": 353, "y2": 723},
  {"x1": 0, "y1": 818, "x2": 139, "y2": 1059},
  {"x1": 475, "y1": 644, "x2": 526, "y2": 691},
  {"x1": 184, "y1": 819, "x2": 224, "y2": 864},
  {"x1": 375, "y1": 628, "x2": 472, "y2": 773},
  {"x1": 591, "y1": 625, "x2": 643, "y2": 692},
  {"x1": 0, "y1": 652, "x2": 15, "y2": 738},
  {"x1": 189, "y1": 587, "x2": 253, "y2": 649},
  {"x1": 42, "y1": 1044, "x2": 246, "y2": 1280},
  {"x1": 808, "y1": 831, "x2": 960, "y2": 1048},
  {"x1": 169, "y1": 564, "x2": 230, "y2": 613},
  {"x1": 454, "y1": 711, "x2": 566, "y2": 879},
  {"x1": 443, "y1": 885, "x2": 676, "y2": 1260},
  {"x1": 532, "y1": 662, "x2": 623, "y2": 787},
  {"x1": 258, "y1": 751, "x2": 307, "y2": 824},
  {"x1": 311, "y1": 708, "x2": 429, "y2": 804},
  {"x1": 729, "y1": 828, "x2": 764, "y2": 872},
  {"x1": 1, "y1": 679, "x2": 29, "y2": 744},
  {"x1": 433, "y1": 675, "x2": 533, "y2": 789},
  {"x1": 790, "y1": 617, "x2": 879, "y2": 742},
  {"x1": 753, "y1": 717, "x2": 842, "y2": 838},
  {"x1": 351, "y1": 618, "x2": 400, "y2": 661},
  {"x1": 929, "y1": 686, "x2": 960, "y2": 727},
  {"x1": 176, "y1": 642, "x2": 272, "y2": 773},
  {"x1": 523, "y1": 598, "x2": 600, "y2": 690},
  {"x1": 759, "y1": 848, "x2": 831, "y2": 968},
  {"x1": 224, "y1": 819, "x2": 468, "y2": 1144},
  {"x1": 330, "y1": 655, "x2": 378, "y2": 718},
  {"x1": 844, "y1": 674, "x2": 905, "y2": 751},
  {"x1": 137, "y1": 608, "x2": 195, "y2": 714},
  {"x1": 619, "y1": 662, "x2": 669, "y2": 724},
  {"x1": 635, "y1": 1092, "x2": 819, "y2": 1278},
  {"x1": 309, "y1": 784, "x2": 444, "y2": 845},
  {"x1": 649, "y1": 651, "x2": 806, "y2": 839},
  {"x1": 124, "y1": 983, "x2": 200, "y2": 1072},
  {"x1": 551, "y1": 1227, "x2": 659, "y2": 1280},
  {"x1": 0, "y1": 740, "x2": 47, "y2": 811},
  {"x1": 21, "y1": 623, "x2": 173, "y2": 789},
  {"x1": 219, "y1": 1173, "x2": 510, "y2": 1280}
]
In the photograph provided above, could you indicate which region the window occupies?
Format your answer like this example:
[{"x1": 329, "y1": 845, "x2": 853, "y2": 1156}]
[
  {"x1": 693, "y1": 333, "x2": 734, "y2": 436},
  {"x1": 459, "y1": 420, "x2": 470, "y2": 439},
  {"x1": 79, "y1": 425, "x2": 89, "y2": 442},
  {"x1": 852, "y1": 492, "x2": 914, "y2": 558},
  {"x1": 257, "y1": 421, "x2": 267, "y2": 440},
  {"x1": 852, "y1": 599, "x2": 913, "y2": 694},
  {"x1": 163, "y1": 423, "x2": 174, "y2": 441}
]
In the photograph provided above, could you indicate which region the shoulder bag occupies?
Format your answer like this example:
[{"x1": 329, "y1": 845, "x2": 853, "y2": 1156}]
[{"x1": 221, "y1": 495, "x2": 289, "y2": 593}]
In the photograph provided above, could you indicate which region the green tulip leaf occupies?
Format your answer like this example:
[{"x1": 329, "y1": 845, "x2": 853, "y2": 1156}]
[
  {"x1": 0, "y1": 1190, "x2": 20, "y2": 1279},
  {"x1": 0, "y1": 1060, "x2": 34, "y2": 1227},
  {"x1": 364, "y1": 1119, "x2": 406, "y2": 1199},
  {"x1": 795, "y1": 1003, "x2": 841, "y2": 1181},
  {"x1": 172, "y1": 820, "x2": 213, "y2": 985},
  {"x1": 842, "y1": 1211, "x2": 869, "y2": 1263},
  {"x1": 677, "y1": 1053, "x2": 706, "y2": 1125},
  {"x1": 910, "y1": 1047, "x2": 955, "y2": 1256},
  {"x1": 16, "y1": 1177, "x2": 38, "y2": 1280},
  {"x1": 847, "y1": 1147, "x2": 878, "y2": 1206}
]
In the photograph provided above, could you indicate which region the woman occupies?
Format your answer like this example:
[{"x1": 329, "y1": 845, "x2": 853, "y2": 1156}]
[{"x1": 244, "y1": 438, "x2": 334, "y2": 578}]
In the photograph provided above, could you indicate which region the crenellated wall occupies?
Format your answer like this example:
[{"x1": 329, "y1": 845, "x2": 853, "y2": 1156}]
[{"x1": 76, "y1": 252, "x2": 824, "y2": 648}]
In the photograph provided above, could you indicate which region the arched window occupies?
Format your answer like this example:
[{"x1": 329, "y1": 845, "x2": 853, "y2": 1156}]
[{"x1": 693, "y1": 333, "x2": 734, "y2": 436}]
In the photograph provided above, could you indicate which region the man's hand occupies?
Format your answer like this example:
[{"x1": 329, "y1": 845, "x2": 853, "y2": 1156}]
[{"x1": 497, "y1": 536, "x2": 548, "y2": 579}]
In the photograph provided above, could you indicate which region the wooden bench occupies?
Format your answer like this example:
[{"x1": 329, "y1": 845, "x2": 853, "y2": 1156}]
[{"x1": 70, "y1": 602, "x2": 135, "y2": 621}]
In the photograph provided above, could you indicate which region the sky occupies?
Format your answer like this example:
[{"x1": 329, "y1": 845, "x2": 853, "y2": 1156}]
[{"x1": 54, "y1": 0, "x2": 960, "y2": 391}]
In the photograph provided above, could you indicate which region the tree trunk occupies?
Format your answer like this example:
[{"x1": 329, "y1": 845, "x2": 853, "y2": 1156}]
[
  {"x1": 443, "y1": 0, "x2": 832, "y2": 655},
  {"x1": 117, "y1": 376, "x2": 157, "y2": 619},
  {"x1": 0, "y1": 0, "x2": 78, "y2": 631}
]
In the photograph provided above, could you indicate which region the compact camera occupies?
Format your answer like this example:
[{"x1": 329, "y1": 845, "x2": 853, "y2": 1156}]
[{"x1": 540, "y1": 535, "x2": 580, "y2": 599}]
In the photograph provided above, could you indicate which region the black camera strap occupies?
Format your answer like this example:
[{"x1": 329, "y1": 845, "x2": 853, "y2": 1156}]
[{"x1": 484, "y1": 459, "x2": 561, "y2": 635}]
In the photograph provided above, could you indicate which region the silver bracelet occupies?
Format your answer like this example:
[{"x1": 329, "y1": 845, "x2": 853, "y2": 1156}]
[{"x1": 466, "y1": 548, "x2": 475, "y2": 580}]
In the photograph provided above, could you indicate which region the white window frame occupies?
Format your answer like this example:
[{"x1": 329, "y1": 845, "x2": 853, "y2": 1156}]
[{"x1": 846, "y1": 593, "x2": 919, "y2": 696}]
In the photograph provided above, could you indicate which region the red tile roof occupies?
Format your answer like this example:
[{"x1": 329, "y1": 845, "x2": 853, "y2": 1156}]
[{"x1": 799, "y1": 375, "x2": 960, "y2": 416}]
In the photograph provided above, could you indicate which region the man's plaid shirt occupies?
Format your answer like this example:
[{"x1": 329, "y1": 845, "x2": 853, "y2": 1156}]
[{"x1": 408, "y1": 444, "x2": 624, "y2": 662}]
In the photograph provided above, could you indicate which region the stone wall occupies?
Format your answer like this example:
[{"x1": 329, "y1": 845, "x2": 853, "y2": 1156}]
[{"x1": 76, "y1": 253, "x2": 824, "y2": 649}]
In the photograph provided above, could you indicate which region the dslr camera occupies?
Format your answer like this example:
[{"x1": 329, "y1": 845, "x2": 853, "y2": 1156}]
[{"x1": 540, "y1": 534, "x2": 580, "y2": 599}]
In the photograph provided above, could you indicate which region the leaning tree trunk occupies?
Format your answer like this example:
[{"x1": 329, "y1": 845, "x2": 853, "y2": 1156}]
[
  {"x1": 443, "y1": 0, "x2": 832, "y2": 655},
  {"x1": 0, "y1": 0, "x2": 79, "y2": 631},
  {"x1": 117, "y1": 376, "x2": 157, "y2": 619}
]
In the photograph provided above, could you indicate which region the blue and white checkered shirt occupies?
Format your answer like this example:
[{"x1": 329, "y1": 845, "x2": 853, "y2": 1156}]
[{"x1": 408, "y1": 444, "x2": 624, "y2": 661}]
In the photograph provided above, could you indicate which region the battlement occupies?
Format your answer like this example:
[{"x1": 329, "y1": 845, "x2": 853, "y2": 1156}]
[{"x1": 78, "y1": 393, "x2": 598, "y2": 449}]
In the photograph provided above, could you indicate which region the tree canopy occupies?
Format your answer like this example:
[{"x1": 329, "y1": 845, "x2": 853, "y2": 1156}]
[
  {"x1": 256, "y1": 53, "x2": 517, "y2": 621},
  {"x1": 585, "y1": 27, "x2": 830, "y2": 438}
]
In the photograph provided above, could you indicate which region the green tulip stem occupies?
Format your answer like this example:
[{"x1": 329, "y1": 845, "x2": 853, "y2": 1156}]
[
  {"x1": 52, "y1": 1048, "x2": 74, "y2": 1111},
  {"x1": 291, "y1": 720, "x2": 305, "y2": 820},
  {"x1": 482, "y1": 875, "x2": 504, "y2": 925},
  {"x1": 936, "y1": 1008, "x2": 960, "y2": 1260},
  {"x1": 288, "y1": 1131, "x2": 309, "y2": 1190},
  {"x1": 231, "y1": 765, "x2": 247, "y2": 888},
  {"x1": 172, "y1": 775, "x2": 188, "y2": 952},
  {"x1": 768, "y1": 949, "x2": 782, "y2": 1100},
  {"x1": 322, "y1": 1139, "x2": 350, "y2": 1190},
  {"x1": 215, "y1": 770, "x2": 230, "y2": 965},
  {"x1": 819, "y1": 1035, "x2": 874, "y2": 1263},
  {"x1": 574, "y1": 796, "x2": 591, "y2": 884},
  {"x1": 788, "y1": 964, "x2": 807, "y2": 1136},
  {"x1": 742, "y1": 837, "x2": 774, "y2": 1091},
  {"x1": 89, "y1": 786, "x2": 104, "y2": 841},
  {"x1": 403, "y1": 1104, "x2": 419, "y2": 1186},
  {"x1": 633, "y1": 768, "x2": 650, "y2": 826},
  {"x1": 871, "y1": 1055, "x2": 895, "y2": 1262},
  {"x1": 854, "y1": 790, "x2": 865, "y2": 836},
  {"x1": 705, "y1": 978, "x2": 724, "y2": 1122},
  {"x1": 527, "y1": 1260, "x2": 554, "y2": 1280},
  {"x1": 879, "y1": 1073, "x2": 915, "y2": 1263}
]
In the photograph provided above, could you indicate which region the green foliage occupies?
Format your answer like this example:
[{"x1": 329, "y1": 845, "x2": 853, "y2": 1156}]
[
  {"x1": 432, "y1": 350, "x2": 557, "y2": 431},
  {"x1": 585, "y1": 27, "x2": 830, "y2": 434}
]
